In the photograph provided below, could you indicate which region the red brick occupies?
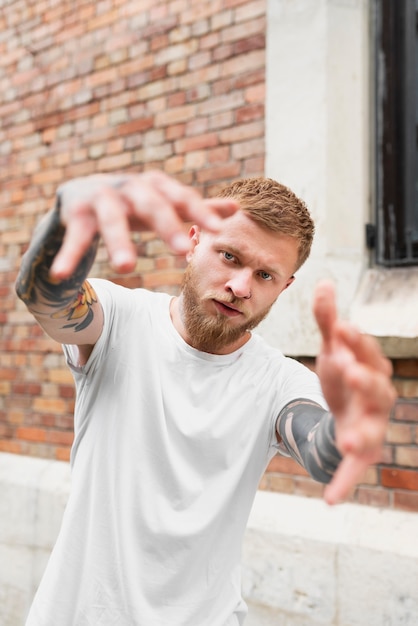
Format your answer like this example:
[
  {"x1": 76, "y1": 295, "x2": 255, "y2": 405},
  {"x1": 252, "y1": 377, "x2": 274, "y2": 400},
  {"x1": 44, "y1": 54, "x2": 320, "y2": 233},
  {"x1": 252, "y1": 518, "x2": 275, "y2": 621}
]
[
  {"x1": 224, "y1": 0, "x2": 252, "y2": 8},
  {"x1": 245, "y1": 83, "x2": 265, "y2": 103},
  {"x1": 212, "y1": 43, "x2": 234, "y2": 62},
  {"x1": 207, "y1": 146, "x2": 230, "y2": 163},
  {"x1": 55, "y1": 447, "x2": 71, "y2": 462},
  {"x1": 381, "y1": 468, "x2": 418, "y2": 491},
  {"x1": 236, "y1": 103, "x2": 264, "y2": 124},
  {"x1": 235, "y1": 0, "x2": 266, "y2": 21},
  {"x1": 259, "y1": 473, "x2": 295, "y2": 494},
  {"x1": 355, "y1": 487, "x2": 391, "y2": 508},
  {"x1": 142, "y1": 270, "x2": 184, "y2": 289},
  {"x1": 387, "y1": 422, "x2": 414, "y2": 444},
  {"x1": 46, "y1": 430, "x2": 74, "y2": 446},
  {"x1": 110, "y1": 276, "x2": 144, "y2": 290},
  {"x1": 233, "y1": 34, "x2": 265, "y2": 55},
  {"x1": 165, "y1": 123, "x2": 187, "y2": 140},
  {"x1": 98, "y1": 152, "x2": 132, "y2": 171},
  {"x1": 393, "y1": 359, "x2": 418, "y2": 377},
  {"x1": 393, "y1": 400, "x2": 418, "y2": 422},
  {"x1": 393, "y1": 491, "x2": 418, "y2": 512},
  {"x1": 243, "y1": 155, "x2": 264, "y2": 175},
  {"x1": 16, "y1": 427, "x2": 46, "y2": 442},
  {"x1": 12, "y1": 382, "x2": 42, "y2": 396},
  {"x1": 155, "y1": 105, "x2": 197, "y2": 127},
  {"x1": 220, "y1": 50, "x2": 265, "y2": 79},
  {"x1": 0, "y1": 441, "x2": 23, "y2": 455},
  {"x1": 394, "y1": 380, "x2": 418, "y2": 398},
  {"x1": 379, "y1": 441, "x2": 394, "y2": 463},
  {"x1": 0, "y1": 368, "x2": 18, "y2": 381},
  {"x1": 220, "y1": 121, "x2": 264, "y2": 143},
  {"x1": 196, "y1": 162, "x2": 241, "y2": 183},
  {"x1": 266, "y1": 456, "x2": 309, "y2": 478},
  {"x1": 294, "y1": 476, "x2": 325, "y2": 499},
  {"x1": 33, "y1": 414, "x2": 57, "y2": 428},
  {"x1": 0, "y1": 424, "x2": 13, "y2": 439},
  {"x1": 231, "y1": 137, "x2": 264, "y2": 160},
  {"x1": 174, "y1": 133, "x2": 218, "y2": 153},
  {"x1": 165, "y1": 154, "x2": 186, "y2": 173},
  {"x1": 167, "y1": 91, "x2": 187, "y2": 108},
  {"x1": 33, "y1": 397, "x2": 68, "y2": 415},
  {"x1": 59, "y1": 385, "x2": 75, "y2": 399},
  {"x1": 395, "y1": 446, "x2": 418, "y2": 467},
  {"x1": 117, "y1": 118, "x2": 155, "y2": 136}
]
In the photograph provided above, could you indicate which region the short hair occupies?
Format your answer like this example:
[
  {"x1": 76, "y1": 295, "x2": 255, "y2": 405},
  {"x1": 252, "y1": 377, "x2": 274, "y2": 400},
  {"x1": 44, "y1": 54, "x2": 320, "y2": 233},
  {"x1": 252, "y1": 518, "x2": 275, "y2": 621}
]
[{"x1": 217, "y1": 177, "x2": 314, "y2": 271}]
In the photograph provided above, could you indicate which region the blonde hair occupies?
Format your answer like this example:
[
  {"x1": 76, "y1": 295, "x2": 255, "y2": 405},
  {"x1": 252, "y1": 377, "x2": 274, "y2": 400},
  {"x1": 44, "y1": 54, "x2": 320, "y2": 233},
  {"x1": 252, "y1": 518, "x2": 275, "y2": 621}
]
[{"x1": 217, "y1": 177, "x2": 314, "y2": 270}]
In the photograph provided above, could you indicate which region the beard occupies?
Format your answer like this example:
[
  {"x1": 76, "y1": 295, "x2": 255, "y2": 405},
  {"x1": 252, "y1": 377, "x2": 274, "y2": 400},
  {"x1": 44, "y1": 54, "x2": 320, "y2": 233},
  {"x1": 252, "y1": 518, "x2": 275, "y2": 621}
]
[{"x1": 180, "y1": 263, "x2": 273, "y2": 353}]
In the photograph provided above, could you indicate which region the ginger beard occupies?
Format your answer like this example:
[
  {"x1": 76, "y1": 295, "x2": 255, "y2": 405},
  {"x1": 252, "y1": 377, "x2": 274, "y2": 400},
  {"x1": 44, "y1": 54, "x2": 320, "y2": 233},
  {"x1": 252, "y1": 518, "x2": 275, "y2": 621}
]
[{"x1": 180, "y1": 262, "x2": 274, "y2": 353}]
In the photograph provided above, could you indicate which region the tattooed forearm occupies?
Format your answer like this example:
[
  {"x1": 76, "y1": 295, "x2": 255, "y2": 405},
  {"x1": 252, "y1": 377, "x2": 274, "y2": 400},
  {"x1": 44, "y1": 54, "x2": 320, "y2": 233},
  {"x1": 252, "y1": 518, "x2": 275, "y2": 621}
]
[
  {"x1": 15, "y1": 192, "x2": 99, "y2": 314},
  {"x1": 276, "y1": 399, "x2": 342, "y2": 483},
  {"x1": 50, "y1": 280, "x2": 98, "y2": 332}
]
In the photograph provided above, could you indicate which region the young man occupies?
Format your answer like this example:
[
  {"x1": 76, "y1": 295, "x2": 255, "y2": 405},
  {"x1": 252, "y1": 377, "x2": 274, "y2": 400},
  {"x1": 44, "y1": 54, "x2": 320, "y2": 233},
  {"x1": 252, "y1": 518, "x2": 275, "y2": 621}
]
[{"x1": 16, "y1": 171, "x2": 395, "y2": 626}]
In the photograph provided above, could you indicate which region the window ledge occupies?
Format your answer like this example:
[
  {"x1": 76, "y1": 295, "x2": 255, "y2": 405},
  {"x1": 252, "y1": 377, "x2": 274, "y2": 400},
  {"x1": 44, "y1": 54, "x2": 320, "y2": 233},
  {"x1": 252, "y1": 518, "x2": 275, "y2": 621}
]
[{"x1": 349, "y1": 267, "x2": 418, "y2": 357}]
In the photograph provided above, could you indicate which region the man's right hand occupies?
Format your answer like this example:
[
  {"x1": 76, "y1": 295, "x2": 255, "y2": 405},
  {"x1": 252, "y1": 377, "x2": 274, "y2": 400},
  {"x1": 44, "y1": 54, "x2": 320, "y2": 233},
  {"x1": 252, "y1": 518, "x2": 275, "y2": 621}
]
[{"x1": 50, "y1": 171, "x2": 239, "y2": 280}]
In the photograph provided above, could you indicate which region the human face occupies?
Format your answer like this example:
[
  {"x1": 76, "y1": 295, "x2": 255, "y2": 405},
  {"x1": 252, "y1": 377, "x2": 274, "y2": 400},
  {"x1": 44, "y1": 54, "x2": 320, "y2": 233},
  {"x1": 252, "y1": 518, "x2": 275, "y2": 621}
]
[{"x1": 174, "y1": 211, "x2": 298, "y2": 354}]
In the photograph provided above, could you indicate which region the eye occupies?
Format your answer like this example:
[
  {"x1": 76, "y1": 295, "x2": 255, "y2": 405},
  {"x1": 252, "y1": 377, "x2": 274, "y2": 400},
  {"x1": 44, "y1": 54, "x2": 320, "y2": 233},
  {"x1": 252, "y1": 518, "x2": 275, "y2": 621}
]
[
  {"x1": 221, "y1": 251, "x2": 236, "y2": 262},
  {"x1": 259, "y1": 271, "x2": 273, "y2": 281}
]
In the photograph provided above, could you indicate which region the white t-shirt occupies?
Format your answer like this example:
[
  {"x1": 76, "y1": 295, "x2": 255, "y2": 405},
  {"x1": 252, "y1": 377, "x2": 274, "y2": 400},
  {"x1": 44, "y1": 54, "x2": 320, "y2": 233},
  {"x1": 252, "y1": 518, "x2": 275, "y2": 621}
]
[{"x1": 26, "y1": 279, "x2": 326, "y2": 626}]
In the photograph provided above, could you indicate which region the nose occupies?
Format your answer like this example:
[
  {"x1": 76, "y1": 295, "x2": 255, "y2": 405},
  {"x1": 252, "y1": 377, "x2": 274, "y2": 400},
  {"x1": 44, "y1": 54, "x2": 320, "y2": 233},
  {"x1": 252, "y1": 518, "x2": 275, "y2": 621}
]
[{"x1": 225, "y1": 268, "x2": 252, "y2": 300}]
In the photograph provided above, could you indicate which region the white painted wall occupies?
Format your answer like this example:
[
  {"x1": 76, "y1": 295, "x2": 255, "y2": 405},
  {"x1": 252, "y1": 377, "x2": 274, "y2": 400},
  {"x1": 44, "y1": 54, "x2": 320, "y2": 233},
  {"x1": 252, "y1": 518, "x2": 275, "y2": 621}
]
[
  {"x1": 1, "y1": 453, "x2": 418, "y2": 626},
  {"x1": 260, "y1": 0, "x2": 371, "y2": 356}
]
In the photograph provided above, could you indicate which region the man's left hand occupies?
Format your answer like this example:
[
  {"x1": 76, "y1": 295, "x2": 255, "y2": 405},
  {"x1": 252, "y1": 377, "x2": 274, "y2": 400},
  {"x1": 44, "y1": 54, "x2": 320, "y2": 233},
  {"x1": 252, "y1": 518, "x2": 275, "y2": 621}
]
[{"x1": 313, "y1": 280, "x2": 397, "y2": 505}]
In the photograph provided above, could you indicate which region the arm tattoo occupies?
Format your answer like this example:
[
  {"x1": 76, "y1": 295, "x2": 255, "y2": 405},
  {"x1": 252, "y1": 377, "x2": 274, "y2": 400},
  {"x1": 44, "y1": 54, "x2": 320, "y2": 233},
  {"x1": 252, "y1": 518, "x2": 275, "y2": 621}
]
[
  {"x1": 15, "y1": 192, "x2": 99, "y2": 332},
  {"x1": 276, "y1": 399, "x2": 342, "y2": 483}
]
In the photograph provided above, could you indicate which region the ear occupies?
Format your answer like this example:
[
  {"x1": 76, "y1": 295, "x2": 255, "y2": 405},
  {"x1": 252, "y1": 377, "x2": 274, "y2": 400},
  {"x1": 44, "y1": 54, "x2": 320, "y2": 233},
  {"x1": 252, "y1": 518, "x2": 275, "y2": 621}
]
[
  {"x1": 283, "y1": 275, "x2": 295, "y2": 290},
  {"x1": 186, "y1": 225, "x2": 201, "y2": 262}
]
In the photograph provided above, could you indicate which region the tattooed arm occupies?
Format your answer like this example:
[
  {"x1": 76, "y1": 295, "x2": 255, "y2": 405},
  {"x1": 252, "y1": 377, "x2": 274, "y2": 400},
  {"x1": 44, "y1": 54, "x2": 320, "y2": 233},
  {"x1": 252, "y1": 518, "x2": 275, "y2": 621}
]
[
  {"x1": 15, "y1": 193, "x2": 103, "y2": 356},
  {"x1": 276, "y1": 399, "x2": 342, "y2": 484}
]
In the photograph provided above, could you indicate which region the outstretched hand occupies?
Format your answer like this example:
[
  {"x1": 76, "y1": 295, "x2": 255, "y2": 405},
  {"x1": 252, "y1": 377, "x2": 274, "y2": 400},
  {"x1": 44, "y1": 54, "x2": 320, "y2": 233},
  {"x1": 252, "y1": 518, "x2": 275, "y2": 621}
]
[
  {"x1": 313, "y1": 280, "x2": 397, "y2": 505},
  {"x1": 50, "y1": 171, "x2": 238, "y2": 280}
]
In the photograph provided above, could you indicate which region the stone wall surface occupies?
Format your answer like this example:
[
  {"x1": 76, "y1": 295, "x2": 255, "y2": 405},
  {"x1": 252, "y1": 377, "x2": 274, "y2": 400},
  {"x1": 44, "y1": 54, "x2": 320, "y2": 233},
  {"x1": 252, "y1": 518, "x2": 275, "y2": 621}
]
[{"x1": 1, "y1": 453, "x2": 417, "y2": 626}]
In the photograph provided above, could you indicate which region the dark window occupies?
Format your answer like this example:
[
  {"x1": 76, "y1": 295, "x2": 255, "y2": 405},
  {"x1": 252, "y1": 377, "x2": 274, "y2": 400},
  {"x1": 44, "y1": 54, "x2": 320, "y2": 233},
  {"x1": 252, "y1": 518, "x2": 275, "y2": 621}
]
[{"x1": 375, "y1": 0, "x2": 418, "y2": 265}]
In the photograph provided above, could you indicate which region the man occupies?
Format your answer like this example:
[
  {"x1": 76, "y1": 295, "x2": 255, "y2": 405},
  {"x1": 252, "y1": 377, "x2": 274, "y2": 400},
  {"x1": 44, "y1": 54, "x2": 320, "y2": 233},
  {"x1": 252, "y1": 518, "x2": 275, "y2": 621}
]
[{"x1": 16, "y1": 171, "x2": 395, "y2": 626}]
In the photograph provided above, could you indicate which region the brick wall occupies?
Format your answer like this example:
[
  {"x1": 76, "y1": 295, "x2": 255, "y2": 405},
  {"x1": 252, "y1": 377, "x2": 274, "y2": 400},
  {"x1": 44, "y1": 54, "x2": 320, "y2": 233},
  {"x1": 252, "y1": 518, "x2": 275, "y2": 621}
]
[{"x1": 1, "y1": 0, "x2": 417, "y2": 511}]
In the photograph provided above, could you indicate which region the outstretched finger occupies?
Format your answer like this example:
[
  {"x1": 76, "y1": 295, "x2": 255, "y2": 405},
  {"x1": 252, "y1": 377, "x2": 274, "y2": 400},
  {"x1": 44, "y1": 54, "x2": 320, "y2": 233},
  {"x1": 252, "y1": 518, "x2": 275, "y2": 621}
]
[
  {"x1": 336, "y1": 322, "x2": 393, "y2": 376},
  {"x1": 121, "y1": 179, "x2": 194, "y2": 253},
  {"x1": 313, "y1": 280, "x2": 337, "y2": 348},
  {"x1": 203, "y1": 197, "x2": 240, "y2": 219},
  {"x1": 94, "y1": 188, "x2": 137, "y2": 272},
  {"x1": 50, "y1": 203, "x2": 98, "y2": 279},
  {"x1": 142, "y1": 170, "x2": 238, "y2": 231},
  {"x1": 342, "y1": 361, "x2": 396, "y2": 412},
  {"x1": 323, "y1": 454, "x2": 368, "y2": 505}
]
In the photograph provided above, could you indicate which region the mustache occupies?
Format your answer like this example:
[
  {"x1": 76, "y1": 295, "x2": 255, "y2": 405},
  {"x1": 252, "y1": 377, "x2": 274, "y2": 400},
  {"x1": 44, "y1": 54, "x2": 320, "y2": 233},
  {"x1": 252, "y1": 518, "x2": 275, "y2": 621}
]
[{"x1": 206, "y1": 292, "x2": 251, "y2": 316}]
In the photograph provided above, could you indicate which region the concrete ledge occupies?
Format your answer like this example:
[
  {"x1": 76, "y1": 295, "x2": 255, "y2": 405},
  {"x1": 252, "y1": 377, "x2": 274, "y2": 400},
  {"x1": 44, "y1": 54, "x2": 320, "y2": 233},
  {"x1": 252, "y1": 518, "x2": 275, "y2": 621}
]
[
  {"x1": 349, "y1": 267, "x2": 418, "y2": 358},
  {"x1": 0, "y1": 453, "x2": 71, "y2": 626},
  {"x1": 1, "y1": 453, "x2": 418, "y2": 625},
  {"x1": 243, "y1": 491, "x2": 418, "y2": 625}
]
